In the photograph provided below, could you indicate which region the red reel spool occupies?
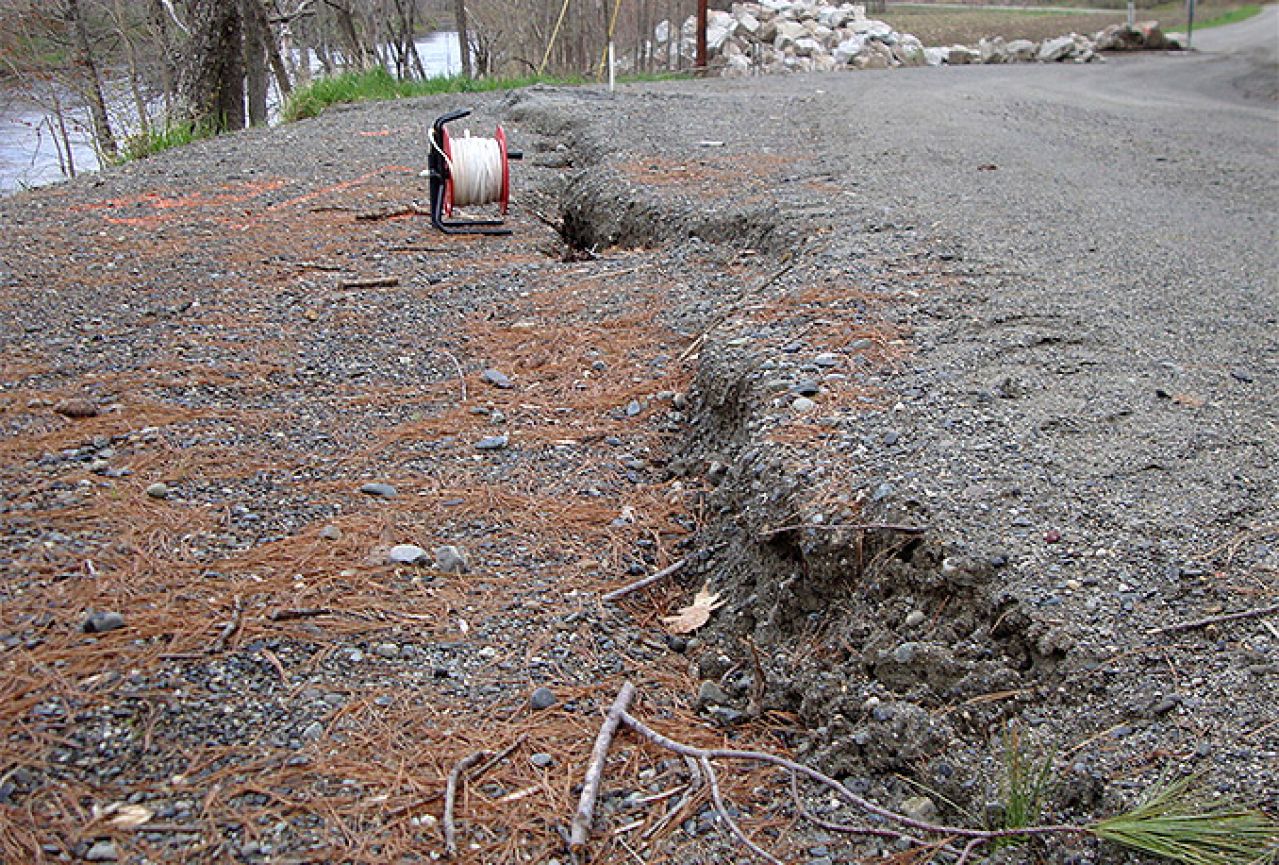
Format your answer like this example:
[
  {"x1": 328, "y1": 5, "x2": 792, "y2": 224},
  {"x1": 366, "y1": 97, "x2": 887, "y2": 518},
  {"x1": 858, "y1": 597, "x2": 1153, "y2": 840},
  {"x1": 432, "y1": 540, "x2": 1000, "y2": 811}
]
[{"x1": 440, "y1": 125, "x2": 510, "y2": 217}]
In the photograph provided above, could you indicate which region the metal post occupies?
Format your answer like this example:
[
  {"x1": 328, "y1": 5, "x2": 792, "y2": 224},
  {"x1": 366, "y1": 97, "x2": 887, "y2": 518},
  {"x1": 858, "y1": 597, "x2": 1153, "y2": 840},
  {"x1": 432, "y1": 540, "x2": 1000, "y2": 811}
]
[
  {"x1": 1186, "y1": 0, "x2": 1196, "y2": 48},
  {"x1": 608, "y1": 41, "x2": 615, "y2": 92},
  {"x1": 1127, "y1": 0, "x2": 1135, "y2": 28},
  {"x1": 696, "y1": 0, "x2": 708, "y2": 72}
]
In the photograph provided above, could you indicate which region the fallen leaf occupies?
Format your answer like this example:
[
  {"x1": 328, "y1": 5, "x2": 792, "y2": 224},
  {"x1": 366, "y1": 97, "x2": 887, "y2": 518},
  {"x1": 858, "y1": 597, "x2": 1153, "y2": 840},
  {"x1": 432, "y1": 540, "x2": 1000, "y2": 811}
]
[
  {"x1": 1172, "y1": 393, "x2": 1205, "y2": 408},
  {"x1": 661, "y1": 583, "x2": 726, "y2": 635},
  {"x1": 110, "y1": 804, "x2": 154, "y2": 828},
  {"x1": 91, "y1": 802, "x2": 154, "y2": 828}
]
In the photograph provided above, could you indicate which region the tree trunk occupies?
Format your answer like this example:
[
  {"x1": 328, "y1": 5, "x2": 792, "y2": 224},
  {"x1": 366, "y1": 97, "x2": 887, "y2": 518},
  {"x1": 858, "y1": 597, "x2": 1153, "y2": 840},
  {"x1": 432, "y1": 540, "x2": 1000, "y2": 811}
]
[
  {"x1": 240, "y1": 0, "x2": 269, "y2": 125},
  {"x1": 180, "y1": 0, "x2": 246, "y2": 132},
  {"x1": 145, "y1": 0, "x2": 177, "y2": 115},
  {"x1": 65, "y1": 0, "x2": 118, "y2": 160},
  {"x1": 454, "y1": 0, "x2": 472, "y2": 77}
]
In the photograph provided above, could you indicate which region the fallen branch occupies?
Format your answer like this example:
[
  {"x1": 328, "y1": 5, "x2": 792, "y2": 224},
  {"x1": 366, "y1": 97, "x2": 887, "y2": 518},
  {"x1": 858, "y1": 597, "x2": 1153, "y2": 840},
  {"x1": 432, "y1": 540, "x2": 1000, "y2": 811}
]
[
  {"x1": 570, "y1": 682, "x2": 635, "y2": 848},
  {"x1": 340, "y1": 276, "x2": 400, "y2": 290},
  {"x1": 1147, "y1": 602, "x2": 1279, "y2": 636},
  {"x1": 442, "y1": 350, "x2": 467, "y2": 404},
  {"x1": 441, "y1": 735, "x2": 526, "y2": 857},
  {"x1": 269, "y1": 607, "x2": 333, "y2": 621},
  {"x1": 677, "y1": 262, "x2": 795, "y2": 363},
  {"x1": 355, "y1": 204, "x2": 429, "y2": 221},
  {"x1": 209, "y1": 596, "x2": 243, "y2": 654},
  {"x1": 443, "y1": 751, "x2": 488, "y2": 858},
  {"x1": 601, "y1": 557, "x2": 689, "y2": 602},
  {"x1": 571, "y1": 682, "x2": 1094, "y2": 863},
  {"x1": 758, "y1": 521, "x2": 927, "y2": 540}
]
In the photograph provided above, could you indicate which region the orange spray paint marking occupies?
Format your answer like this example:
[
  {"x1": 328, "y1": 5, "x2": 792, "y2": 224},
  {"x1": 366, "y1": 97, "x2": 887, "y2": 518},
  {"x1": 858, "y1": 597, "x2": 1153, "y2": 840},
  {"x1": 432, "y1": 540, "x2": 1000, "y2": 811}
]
[{"x1": 73, "y1": 180, "x2": 288, "y2": 227}]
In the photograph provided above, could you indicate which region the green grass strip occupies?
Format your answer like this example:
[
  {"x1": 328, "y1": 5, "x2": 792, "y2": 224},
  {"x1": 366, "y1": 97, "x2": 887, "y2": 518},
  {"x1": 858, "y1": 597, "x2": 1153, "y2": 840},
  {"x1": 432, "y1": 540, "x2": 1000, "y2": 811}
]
[{"x1": 282, "y1": 67, "x2": 682, "y2": 123}]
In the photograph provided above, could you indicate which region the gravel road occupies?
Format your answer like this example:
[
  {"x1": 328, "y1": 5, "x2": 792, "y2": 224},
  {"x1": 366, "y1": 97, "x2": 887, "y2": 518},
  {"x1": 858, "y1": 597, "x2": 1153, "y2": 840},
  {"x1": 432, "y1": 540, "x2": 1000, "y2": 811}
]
[{"x1": 0, "y1": 12, "x2": 1275, "y2": 865}]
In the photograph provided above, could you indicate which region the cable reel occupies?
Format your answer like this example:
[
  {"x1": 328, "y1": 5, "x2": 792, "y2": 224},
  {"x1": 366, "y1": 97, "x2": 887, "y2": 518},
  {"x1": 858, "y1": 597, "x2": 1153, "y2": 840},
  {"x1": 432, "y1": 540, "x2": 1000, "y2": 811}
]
[{"x1": 428, "y1": 108, "x2": 522, "y2": 235}]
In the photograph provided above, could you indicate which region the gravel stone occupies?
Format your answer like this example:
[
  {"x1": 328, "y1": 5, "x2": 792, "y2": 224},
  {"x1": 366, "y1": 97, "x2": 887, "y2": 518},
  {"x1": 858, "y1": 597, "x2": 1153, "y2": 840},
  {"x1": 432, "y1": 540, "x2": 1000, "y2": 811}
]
[
  {"x1": 474, "y1": 434, "x2": 509, "y2": 451},
  {"x1": 530, "y1": 687, "x2": 558, "y2": 710},
  {"x1": 388, "y1": 544, "x2": 428, "y2": 565},
  {"x1": 482, "y1": 368, "x2": 514, "y2": 389},
  {"x1": 54, "y1": 397, "x2": 99, "y2": 418},
  {"x1": 359, "y1": 482, "x2": 397, "y2": 498},
  {"x1": 84, "y1": 840, "x2": 118, "y2": 861},
  {"x1": 83, "y1": 611, "x2": 125, "y2": 634},
  {"x1": 433, "y1": 545, "x2": 469, "y2": 573}
]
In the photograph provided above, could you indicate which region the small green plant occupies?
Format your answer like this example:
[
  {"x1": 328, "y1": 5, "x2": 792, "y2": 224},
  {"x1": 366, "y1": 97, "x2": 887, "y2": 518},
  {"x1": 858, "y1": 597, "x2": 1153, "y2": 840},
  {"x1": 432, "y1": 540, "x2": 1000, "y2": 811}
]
[
  {"x1": 994, "y1": 724, "x2": 1056, "y2": 847},
  {"x1": 1091, "y1": 777, "x2": 1278, "y2": 865},
  {"x1": 115, "y1": 121, "x2": 209, "y2": 163}
]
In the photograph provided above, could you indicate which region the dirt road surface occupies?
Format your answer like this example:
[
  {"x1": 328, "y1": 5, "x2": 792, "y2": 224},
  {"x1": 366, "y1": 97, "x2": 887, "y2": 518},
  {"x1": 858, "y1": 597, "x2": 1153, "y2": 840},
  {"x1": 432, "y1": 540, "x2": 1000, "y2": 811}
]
[{"x1": 1, "y1": 11, "x2": 1274, "y2": 865}]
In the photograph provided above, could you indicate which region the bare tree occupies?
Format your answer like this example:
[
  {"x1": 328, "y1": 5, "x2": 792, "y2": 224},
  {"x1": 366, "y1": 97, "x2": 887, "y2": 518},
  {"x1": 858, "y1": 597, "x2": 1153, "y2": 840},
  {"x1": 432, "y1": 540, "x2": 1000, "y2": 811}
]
[
  {"x1": 454, "y1": 0, "x2": 472, "y2": 77},
  {"x1": 64, "y1": 0, "x2": 118, "y2": 159}
]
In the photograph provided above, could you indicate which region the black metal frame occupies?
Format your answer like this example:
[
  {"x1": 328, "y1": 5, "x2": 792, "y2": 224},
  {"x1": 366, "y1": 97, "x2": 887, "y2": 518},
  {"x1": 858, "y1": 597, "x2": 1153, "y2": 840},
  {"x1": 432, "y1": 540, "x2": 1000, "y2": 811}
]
[{"x1": 427, "y1": 108, "x2": 522, "y2": 236}]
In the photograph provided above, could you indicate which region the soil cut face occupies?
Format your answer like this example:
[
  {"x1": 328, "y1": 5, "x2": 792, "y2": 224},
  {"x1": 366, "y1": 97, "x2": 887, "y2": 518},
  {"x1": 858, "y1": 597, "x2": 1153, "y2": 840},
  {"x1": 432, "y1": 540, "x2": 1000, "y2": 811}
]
[{"x1": 1, "y1": 30, "x2": 1277, "y2": 865}]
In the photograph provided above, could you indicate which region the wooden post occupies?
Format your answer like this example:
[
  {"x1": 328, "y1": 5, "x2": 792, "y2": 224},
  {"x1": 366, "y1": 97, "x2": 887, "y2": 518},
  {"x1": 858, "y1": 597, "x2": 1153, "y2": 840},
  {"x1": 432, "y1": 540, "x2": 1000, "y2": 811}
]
[{"x1": 696, "y1": 0, "x2": 708, "y2": 72}]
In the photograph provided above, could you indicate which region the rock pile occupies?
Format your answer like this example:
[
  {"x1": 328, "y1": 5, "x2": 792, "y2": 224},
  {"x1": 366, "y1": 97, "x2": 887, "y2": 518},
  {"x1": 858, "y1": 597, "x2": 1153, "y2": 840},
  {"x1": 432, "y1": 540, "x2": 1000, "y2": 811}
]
[{"x1": 652, "y1": 1, "x2": 1176, "y2": 76}]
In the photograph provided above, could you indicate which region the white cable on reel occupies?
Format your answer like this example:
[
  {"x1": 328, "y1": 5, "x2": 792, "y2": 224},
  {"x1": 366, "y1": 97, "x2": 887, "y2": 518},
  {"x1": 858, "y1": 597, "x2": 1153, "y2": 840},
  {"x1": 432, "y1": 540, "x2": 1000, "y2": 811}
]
[{"x1": 445, "y1": 130, "x2": 504, "y2": 208}]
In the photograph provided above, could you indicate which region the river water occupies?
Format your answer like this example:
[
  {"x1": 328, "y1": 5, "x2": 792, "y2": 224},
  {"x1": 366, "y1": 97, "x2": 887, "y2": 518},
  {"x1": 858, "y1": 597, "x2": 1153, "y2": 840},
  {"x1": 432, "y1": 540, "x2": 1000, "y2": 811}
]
[{"x1": 0, "y1": 31, "x2": 461, "y2": 196}]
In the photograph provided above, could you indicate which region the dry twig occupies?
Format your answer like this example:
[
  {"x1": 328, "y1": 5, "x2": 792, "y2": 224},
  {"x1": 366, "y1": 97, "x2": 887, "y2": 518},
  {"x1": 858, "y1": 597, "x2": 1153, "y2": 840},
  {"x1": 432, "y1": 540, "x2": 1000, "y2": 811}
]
[
  {"x1": 209, "y1": 596, "x2": 243, "y2": 654},
  {"x1": 1146, "y1": 602, "x2": 1279, "y2": 636},
  {"x1": 601, "y1": 557, "x2": 689, "y2": 602},
  {"x1": 758, "y1": 521, "x2": 927, "y2": 540},
  {"x1": 443, "y1": 751, "x2": 489, "y2": 858},
  {"x1": 340, "y1": 276, "x2": 400, "y2": 290}
]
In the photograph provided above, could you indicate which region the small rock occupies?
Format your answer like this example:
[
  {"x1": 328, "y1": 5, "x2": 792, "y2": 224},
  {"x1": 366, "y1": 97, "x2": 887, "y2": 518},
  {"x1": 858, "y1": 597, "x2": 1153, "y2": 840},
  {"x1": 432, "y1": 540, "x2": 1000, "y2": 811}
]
[
  {"x1": 625, "y1": 399, "x2": 643, "y2": 417},
  {"x1": 360, "y1": 482, "x2": 397, "y2": 498},
  {"x1": 530, "y1": 752, "x2": 555, "y2": 768},
  {"x1": 374, "y1": 642, "x2": 400, "y2": 659},
  {"x1": 434, "y1": 545, "x2": 469, "y2": 573},
  {"x1": 319, "y1": 525, "x2": 342, "y2": 541},
  {"x1": 697, "y1": 680, "x2": 732, "y2": 708},
  {"x1": 709, "y1": 706, "x2": 747, "y2": 725},
  {"x1": 900, "y1": 795, "x2": 938, "y2": 821},
  {"x1": 474, "y1": 434, "x2": 509, "y2": 451},
  {"x1": 301, "y1": 721, "x2": 325, "y2": 742},
  {"x1": 388, "y1": 544, "x2": 428, "y2": 565},
  {"x1": 530, "y1": 687, "x2": 558, "y2": 710},
  {"x1": 792, "y1": 396, "x2": 817, "y2": 413},
  {"x1": 84, "y1": 611, "x2": 125, "y2": 634},
  {"x1": 813, "y1": 353, "x2": 840, "y2": 368},
  {"x1": 145, "y1": 482, "x2": 170, "y2": 500},
  {"x1": 482, "y1": 368, "x2": 514, "y2": 389},
  {"x1": 1230, "y1": 369, "x2": 1254, "y2": 383},
  {"x1": 54, "y1": 398, "x2": 99, "y2": 419},
  {"x1": 904, "y1": 610, "x2": 926, "y2": 628},
  {"x1": 84, "y1": 840, "x2": 118, "y2": 862},
  {"x1": 792, "y1": 379, "x2": 821, "y2": 397}
]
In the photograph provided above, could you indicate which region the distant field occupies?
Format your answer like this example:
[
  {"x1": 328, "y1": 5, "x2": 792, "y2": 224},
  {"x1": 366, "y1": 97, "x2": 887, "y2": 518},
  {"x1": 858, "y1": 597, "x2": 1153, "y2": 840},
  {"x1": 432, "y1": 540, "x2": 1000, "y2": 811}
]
[{"x1": 878, "y1": 1, "x2": 1262, "y2": 45}]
